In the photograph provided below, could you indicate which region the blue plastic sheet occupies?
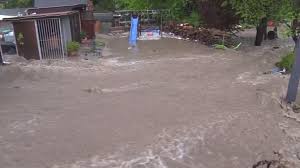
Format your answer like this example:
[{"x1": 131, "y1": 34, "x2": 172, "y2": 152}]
[{"x1": 129, "y1": 17, "x2": 139, "y2": 46}]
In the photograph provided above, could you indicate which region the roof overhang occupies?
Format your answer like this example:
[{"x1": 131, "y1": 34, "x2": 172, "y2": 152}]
[
  {"x1": 0, "y1": 15, "x2": 16, "y2": 21},
  {"x1": 3, "y1": 11, "x2": 78, "y2": 21}
]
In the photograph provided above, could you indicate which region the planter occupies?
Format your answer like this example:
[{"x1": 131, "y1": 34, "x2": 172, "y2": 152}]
[
  {"x1": 81, "y1": 38, "x2": 88, "y2": 44},
  {"x1": 67, "y1": 41, "x2": 80, "y2": 57},
  {"x1": 68, "y1": 51, "x2": 78, "y2": 57}
]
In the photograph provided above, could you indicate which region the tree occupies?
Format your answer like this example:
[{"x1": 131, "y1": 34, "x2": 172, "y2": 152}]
[
  {"x1": 225, "y1": 0, "x2": 296, "y2": 46},
  {"x1": 192, "y1": 0, "x2": 239, "y2": 30},
  {"x1": 106, "y1": 0, "x2": 238, "y2": 28},
  {"x1": 93, "y1": 0, "x2": 115, "y2": 11},
  {"x1": 109, "y1": 0, "x2": 192, "y2": 22},
  {"x1": 289, "y1": 0, "x2": 300, "y2": 44},
  {"x1": 3, "y1": 0, "x2": 33, "y2": 8},
  {"x1": 112, "y1": 0, "x2": 189, "y2": 10}
]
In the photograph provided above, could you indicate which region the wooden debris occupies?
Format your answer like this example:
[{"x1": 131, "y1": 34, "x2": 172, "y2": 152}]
[{"x1": 163, "y1": 23, "x2": 237, "y2": 46}]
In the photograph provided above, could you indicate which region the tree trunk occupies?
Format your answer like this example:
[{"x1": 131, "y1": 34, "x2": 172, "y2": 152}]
[
  {"x1": 293, "y1": 36, "x2": 298, "y2": 45},
  {"x1": 255, "y1": 26, "x2": 264, "y2": 46},
  {"x1": 263, "y1": 23, "x2": 267, "y2": 40},
  {"x1": 255, "y1": 18, "x2": 267, "y2": 46}
]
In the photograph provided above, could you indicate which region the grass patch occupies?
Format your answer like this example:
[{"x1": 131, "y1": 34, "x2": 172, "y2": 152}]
[{"x1": 276, "y1": 51, "x2": 295, "y2": 73}]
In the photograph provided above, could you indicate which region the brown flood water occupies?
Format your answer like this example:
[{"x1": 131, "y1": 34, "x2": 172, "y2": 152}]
[{"x1": 1, "y1": 31, "x2": 300, "y2": 168}]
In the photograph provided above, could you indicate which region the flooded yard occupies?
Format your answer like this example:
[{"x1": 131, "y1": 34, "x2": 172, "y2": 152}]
[{"x1": 1, "y1": 31, "x2": 300, "y2": 168}]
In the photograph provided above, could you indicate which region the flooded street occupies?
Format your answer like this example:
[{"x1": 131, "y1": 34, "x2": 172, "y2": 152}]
[{"x1": 1, "y1": 32, "x2": 300, "y2": 168}]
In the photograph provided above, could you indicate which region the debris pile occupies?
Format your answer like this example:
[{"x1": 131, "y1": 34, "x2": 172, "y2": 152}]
[{"x1": 163, "y1": 23, "x2": 238, "y2": 46}]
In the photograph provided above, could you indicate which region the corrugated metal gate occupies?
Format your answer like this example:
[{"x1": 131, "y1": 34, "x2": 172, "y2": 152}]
[{"x1": 35, "y1": 18, "x2": 65, "y2": 59}]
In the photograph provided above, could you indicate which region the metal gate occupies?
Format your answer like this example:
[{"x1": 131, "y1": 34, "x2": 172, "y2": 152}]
[{"x1": 36, "y1": 18, "x2": 65, "y2": 59}]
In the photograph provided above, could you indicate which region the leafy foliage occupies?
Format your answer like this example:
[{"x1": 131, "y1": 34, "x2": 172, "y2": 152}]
[
  {"x1": 67, "y1": 41, "x2": 80, "y2": 53},
  {"x1": 2, "y1": 0, "x2": 33, "y2": 8},
  {"x1": 112, "y1": 0, "x2": 189, "y2": 10},
  {"x1": 93, "y1": 0, "x2": 115, "y2": 11},
  {"x1": 224, "y1": 0, "x2": 300, "y2": 46},
  {"x1": 80, "y1": 32, "x2": 87, "y2": 39},
  {"x1": 183, "y1": 11, "x2": 202, "y2": 27},
  {"x1": 193, "y1": 0, "x2": 240, "y2": 30},
  {"x1": 276, "y1": 51, "x2": 295, "y2": 72},
  {"x1": 224, "y1": 0, "x2": 298, "y2": 25},
  {"x1": 92, "y1": 0, "x2": 192, "y2": 21}
]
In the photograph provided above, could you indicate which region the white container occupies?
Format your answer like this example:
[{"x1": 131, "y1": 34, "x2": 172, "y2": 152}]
[{"x1": 139, "y1": 28, "x2": 161, "y2": 40}]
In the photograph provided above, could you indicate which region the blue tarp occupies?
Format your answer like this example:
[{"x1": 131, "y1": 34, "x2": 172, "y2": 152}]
[{"x1": 129, "y1": 17, "x2": 139, "y2": 46}]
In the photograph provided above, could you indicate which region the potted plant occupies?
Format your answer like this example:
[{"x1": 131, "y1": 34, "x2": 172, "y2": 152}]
[
  {"x1": 67, "y1": 41, "x2": 80, "y2": 57},
  {"x1": 80, "y1": 31, "x2": 88, "y2": 43}
]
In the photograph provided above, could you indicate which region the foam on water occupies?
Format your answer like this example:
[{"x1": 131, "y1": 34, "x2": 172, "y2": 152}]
[
  {"x1": 52, "y1": 114, "x2": 240, "y2": 168},
  {"x1": 235, "y1": 72, "x2": 277, "y2": 86}
]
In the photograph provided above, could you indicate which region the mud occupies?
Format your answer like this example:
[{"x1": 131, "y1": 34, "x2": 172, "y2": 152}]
[{"x1": 0, "y1": 29, "x2": 300, "y2": 168}]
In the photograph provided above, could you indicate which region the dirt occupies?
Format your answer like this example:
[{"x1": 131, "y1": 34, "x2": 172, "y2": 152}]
[{"x1": 0, "y1": 29, "x2": 300, "y2": 168}]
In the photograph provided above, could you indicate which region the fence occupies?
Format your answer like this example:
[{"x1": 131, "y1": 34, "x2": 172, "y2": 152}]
[{"x1": 112, "y1": 10, "x2": 171, "y2": 32}]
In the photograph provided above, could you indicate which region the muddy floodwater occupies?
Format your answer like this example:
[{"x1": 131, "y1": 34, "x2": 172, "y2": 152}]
[{"x1": 1, "y1": 31, "x2": 300, "y2": 168}]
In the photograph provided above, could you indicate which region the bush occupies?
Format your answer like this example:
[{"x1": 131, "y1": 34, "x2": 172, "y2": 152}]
[
  {"x1": 80, "y1": 32, "x2": 87, "y2": 39},
  {"x1": 194, "y1": 0, "x2": 240, "y2": 30},
  {"x1": 276, "y1": 51, "x2": 295, "y2": 72},
  {"x1": 67, "y1": 41, "x2": 80, "y2": 53},
  {"x1": 183, "y1": 11, "x2": 202, "y2": 27}
]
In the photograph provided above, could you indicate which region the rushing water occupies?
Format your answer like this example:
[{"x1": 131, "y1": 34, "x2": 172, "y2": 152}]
[{"x1": 52, "y1": 112, "x2": 255, "y2": 168}]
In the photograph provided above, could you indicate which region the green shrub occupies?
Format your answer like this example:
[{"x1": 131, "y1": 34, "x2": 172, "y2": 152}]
[
  {"x1": 95, "y1": 39, "x2": 106, "y2": 47},
  {"x1": 80, "y1": 31, "x2": 87, "y2": 39},
  {"x1": 183, "y1": 11, "x2": 202, "y2": 27},
  {"x1": 240, "y1": 23, "x2": 255, "y2": 29},
  {"x1": 67, "y1": 41, "x2": 80, "y2": 53},
  {"x1": 276, "y1": 51, "x2": 295, "y2": 72}
]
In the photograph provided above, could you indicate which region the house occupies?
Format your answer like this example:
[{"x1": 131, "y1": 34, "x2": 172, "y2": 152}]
[
  {"x1": 2, "y1": 0, "x2": 97, "y2": 60},
  {"x1": 4, "y1": 11, "x2": 81, "y2": 60},
  {"x1": 27, "y1": 0, "x2": 95, "y2": 39}
]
